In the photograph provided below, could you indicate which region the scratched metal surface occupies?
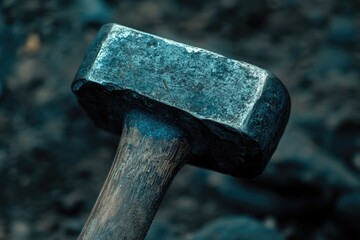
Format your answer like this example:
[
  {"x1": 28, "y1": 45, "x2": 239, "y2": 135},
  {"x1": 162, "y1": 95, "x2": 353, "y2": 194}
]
[{"x1": 72, "y1": 23, "x2": 290, "y2": 178}]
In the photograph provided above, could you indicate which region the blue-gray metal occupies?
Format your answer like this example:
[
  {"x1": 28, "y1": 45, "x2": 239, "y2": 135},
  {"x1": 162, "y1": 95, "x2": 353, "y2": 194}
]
[{"x1": 72, "y1": 23, "x2": 290, "y2": 178}]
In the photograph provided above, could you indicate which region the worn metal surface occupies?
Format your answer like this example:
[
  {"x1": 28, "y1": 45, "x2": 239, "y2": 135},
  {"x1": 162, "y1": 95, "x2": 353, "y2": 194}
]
[{"x1": 72, "y1": 23, "x2": 290, "y2": 178}]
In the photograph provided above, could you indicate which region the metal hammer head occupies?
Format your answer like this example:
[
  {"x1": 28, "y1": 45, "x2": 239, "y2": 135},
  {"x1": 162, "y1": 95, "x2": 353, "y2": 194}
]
[{"x1": 72, "y1": 23, "x2": 290, "y2": 178}]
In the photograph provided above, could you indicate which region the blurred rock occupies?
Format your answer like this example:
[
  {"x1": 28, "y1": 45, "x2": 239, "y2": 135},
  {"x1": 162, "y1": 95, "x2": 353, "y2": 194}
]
[
  {"x1": 175, "y1": 0, "x2": 207, "y2": 9},
  {"x1": 21, "y1": 32, "x2": 41, "y2": 55},
  {"x1": 34, "y1": 214, "x2": 58, "y2": 234},
  {"x1": 327, "y1": 116, "x2": 360, "y2": 164},
  {"x1": 56, "y1": 192, "x2": 85, "y2": 216},
  {"x1": 309, "y1": 46, "x2": 352, "y2": 78},
  {"x1": 208, "y1": 171, "x2": 329, "y2": 217},
  {"x1": 64, "y1": 218, "x2": 83, "y2": 236},
  {"x1": 207, "y1": 0, "x2": 270, "y2": 38},
  {"x1": 77, "y1": 0, "x2": 111, "y2": 28},
  {"x1": 0, "y1": 229, "x2": 5, "y2": 240},
  {"x1": 137, "y1": 1, "x2": 162, "y2": 23},
  {"x1": 220, "y1": 0, "x2": 238, "y2": 8},
  {"x1": 299, "y1": 0, "x2": 334, "y2": 26},
  {"x1": 0, "y1": 12, "x2": 25, "y2": 99},
  {"x1": 328, "y1": 16, "x2": 359, "y2": 44},
  {"x1": 263, "y1": 127, "x2": 360, "y2": 191},
  {"x1": 0, "y1": 81, "x2": 4, "y2": 100},
  {"x1": 334, "y1": 191, "x2": 360, "y2": 236},
  {"x1": 0, "y1": 15, "x2": 10, "y2": 98},
  {"x1": 9, "y1": 220, "x2": 30, "y2": 240},
  {"x1": 305, "y1": 9, "x2": 327, "y2": 26},
  {"x1": 354, "y1": 153, "x2": 360, "y2": 172},
  {"x1": 146, "y1": 221, "x2": 177, "y2": 240},
  {"x1": 191, "y1": 216, "x2": 284, "y2": 240}
]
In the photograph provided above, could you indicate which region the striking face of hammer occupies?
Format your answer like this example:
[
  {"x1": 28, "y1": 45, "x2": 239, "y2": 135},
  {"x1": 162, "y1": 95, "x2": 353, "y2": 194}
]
[{"x1": 72, "y1": 24, "x2": 290, "y2": 240}]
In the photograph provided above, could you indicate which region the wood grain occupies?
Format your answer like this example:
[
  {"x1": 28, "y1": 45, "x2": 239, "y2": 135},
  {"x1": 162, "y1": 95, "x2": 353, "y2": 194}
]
[{"x1": 78, "y1": 112, "x2": 190, "y2": 240}]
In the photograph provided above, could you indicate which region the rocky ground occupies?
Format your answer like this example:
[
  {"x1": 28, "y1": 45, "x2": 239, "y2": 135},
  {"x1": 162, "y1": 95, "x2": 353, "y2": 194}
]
[{"x1": 0, "y1": 0, "x2": 359, "y2": 239}]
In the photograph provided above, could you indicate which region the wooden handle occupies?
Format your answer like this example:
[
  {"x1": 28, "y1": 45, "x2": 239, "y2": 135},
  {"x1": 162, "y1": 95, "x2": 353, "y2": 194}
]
[{"x1": 78, "y1": 111, "x2": 190, "y2": 240}]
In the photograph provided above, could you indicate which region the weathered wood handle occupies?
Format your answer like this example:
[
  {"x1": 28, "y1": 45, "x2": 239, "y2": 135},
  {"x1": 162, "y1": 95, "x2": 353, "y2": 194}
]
[{"x1": 78, "y1": 111, "x2": 190, "y2": 240}]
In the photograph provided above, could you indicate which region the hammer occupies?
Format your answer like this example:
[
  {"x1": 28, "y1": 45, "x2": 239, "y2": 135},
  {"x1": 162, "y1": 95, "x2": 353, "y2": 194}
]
[{"x1": 72, "y1": 23, "x2": 290, "y2": 240}]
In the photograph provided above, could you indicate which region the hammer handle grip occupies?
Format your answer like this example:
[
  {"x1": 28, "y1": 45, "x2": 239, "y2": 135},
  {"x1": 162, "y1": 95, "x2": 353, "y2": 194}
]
[{"x1": 78, "y1": 111, "x2": 189, "y2": 240}]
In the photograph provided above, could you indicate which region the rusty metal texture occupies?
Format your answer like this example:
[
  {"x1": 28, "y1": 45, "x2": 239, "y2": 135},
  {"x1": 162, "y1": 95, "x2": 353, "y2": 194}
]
[{"x1": 72, "y1": 23, "x2": 291, "y2": 178}]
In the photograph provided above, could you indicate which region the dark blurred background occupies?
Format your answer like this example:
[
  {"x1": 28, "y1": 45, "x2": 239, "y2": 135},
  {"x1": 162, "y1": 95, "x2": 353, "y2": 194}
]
[{"x1": 0, "y1": 0, "x2": 359, "y2": 239}]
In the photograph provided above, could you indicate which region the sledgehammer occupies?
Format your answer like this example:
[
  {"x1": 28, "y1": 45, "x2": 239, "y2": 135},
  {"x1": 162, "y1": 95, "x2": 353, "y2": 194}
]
[{"x1": 72, "y1": 23, "x2": 290, "y2": 240}]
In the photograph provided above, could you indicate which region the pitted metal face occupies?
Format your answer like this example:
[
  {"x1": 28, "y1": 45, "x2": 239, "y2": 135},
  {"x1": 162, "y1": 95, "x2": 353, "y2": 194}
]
[{"x1": 72, "y1": 23, "x2": 290, "y2": 178}]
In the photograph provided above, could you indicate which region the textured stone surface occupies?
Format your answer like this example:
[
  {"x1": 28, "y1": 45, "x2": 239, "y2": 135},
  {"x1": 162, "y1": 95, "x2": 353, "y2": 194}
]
[{"x1": 73, "y1": 23, "x2": 290, "y2": 178}]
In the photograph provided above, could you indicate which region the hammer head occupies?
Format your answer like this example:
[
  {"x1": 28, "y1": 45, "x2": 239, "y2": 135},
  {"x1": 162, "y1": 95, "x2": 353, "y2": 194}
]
[{"x1": 72, "y1": 24, "x2": 290, "y2": 178}]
